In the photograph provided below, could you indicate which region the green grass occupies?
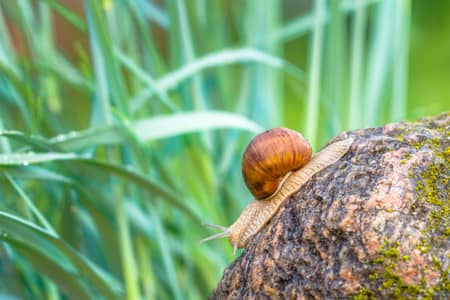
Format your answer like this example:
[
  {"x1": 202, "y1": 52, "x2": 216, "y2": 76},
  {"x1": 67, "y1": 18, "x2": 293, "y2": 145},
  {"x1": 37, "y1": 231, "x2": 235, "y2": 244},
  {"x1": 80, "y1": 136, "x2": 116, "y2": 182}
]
[{"x1": 0, "y1": 0, "x2": 448, "y2": 299}]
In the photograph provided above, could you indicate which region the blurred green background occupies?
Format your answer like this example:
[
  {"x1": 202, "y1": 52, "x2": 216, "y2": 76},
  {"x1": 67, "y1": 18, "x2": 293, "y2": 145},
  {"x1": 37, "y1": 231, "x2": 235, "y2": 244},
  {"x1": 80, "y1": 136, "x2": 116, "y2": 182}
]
[{"x1": 0, "y1": 0, "x2": 448, "y2": 299}]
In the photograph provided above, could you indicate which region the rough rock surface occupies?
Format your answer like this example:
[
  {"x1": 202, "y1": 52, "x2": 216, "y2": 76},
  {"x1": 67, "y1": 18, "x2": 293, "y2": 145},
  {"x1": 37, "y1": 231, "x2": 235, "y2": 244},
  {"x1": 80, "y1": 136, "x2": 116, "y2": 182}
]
[{"x1": 211, "y1": 112, "x2": 449, "y2": 299}]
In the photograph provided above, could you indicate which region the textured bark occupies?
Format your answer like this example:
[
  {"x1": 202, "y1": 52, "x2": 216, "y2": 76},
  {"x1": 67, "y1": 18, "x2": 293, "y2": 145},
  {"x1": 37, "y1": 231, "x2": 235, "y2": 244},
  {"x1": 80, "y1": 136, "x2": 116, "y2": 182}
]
[{"x1": 211, "y1": 112, "x2": 450, "y2": 299}]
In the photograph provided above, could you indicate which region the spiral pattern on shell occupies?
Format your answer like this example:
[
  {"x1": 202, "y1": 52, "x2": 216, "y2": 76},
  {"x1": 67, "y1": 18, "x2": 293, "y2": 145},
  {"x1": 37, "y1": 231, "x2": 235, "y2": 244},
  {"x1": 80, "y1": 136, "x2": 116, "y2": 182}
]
[{"x1": 241, "y1": 128, "x2": 312, "y2": 200}]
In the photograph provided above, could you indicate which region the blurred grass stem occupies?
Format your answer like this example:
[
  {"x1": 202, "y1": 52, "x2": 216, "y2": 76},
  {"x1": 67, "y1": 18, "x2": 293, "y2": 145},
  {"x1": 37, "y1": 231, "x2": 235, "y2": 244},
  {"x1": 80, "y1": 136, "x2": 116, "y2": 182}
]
[
  {"x1": 348, "y1": 0, "x2": 366, "y2": 129},
  {"x1": 305, "y1": 0, "x2": 326, "y2": 149}
]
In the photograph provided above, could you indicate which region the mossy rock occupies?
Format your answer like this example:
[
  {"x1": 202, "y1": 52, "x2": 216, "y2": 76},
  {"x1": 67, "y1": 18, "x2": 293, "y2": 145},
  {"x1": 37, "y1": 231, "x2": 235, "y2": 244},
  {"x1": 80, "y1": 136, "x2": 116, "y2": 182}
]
[{"x1": 211, "y1": 112, "x2": 449, "y2": 299}]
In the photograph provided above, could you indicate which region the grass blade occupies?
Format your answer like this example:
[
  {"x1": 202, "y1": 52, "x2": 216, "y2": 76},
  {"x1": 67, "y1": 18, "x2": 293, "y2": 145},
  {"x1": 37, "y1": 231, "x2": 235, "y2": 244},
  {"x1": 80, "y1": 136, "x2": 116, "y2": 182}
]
[
  {"x1": 134, "y1": 0, "x2": 169, "y2": 28},
  {"x1": 133, "y1": 110, "x2": 263, "y2": 141},
  {"x1": 115, "y1": 49, "x2": 178, "y2": 111},
  {"x1": 0, "y1": 150, "x2": 200, "y2": 222},
  {"x1": 49, "y1": 125, "x2": 126, "y2": 151},
  {"x1": 130, "y1": 48, "x2": 305, "y2": 113},
  {"x1": 0, "y1": 211, "x2": 124, "y2": 299},
  {"x1": 0, "y1": 153, "x2": 77, "y2": 166},
  {"x1": 41, "y1": 0, "x2": 86, "y2": 32},
  {"x1": 273, "y1": 0, "x2": 380, "y2": 43},
  {"x1": 0, "y1": 166, "x2": 73, "y2": 183},
  {"x1": 391, "y1": 0, "x2": 411, "y2": 121},
  {"x1": 84, "y1": 0, "x2": 128, "y2": 114},
  {"x1": 348, "y1": 0, "x2": 367, "y2": 130},
  {"x1": 4, "y1": 173, "x2": 56, "y2": 235},
  {"x1": 74, "y1": 158, "x2": 201, "y2": 223},
  {"x1": 324, "y1": 0, "x2": 346, "y2": 136},
  {"x1": 363, "y1": 0, "x2": 394, "y2": 126},
  {"x1": 5, "y1": 241, "x2": 93, "y2": 300},
  {"x1": 304, "y1": 0, "x2": 326, "y2": 150}
]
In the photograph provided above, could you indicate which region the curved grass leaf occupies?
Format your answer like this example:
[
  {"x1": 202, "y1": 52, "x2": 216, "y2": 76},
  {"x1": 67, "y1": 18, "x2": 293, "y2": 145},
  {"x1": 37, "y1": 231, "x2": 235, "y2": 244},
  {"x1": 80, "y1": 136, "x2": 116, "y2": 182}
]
[
  {"x1": 41, "y1": 0, "x2": 86, "y2": 32},
  {"x1": 1, "y1": 166, "x2": 73, "y2": 183},
  {"x1": 5, "y1": 240, "x2": 92, "y2": 300},
  {"x1": 0, "y1": 130, "x2": 200, "y2": 221},
  {"x1": 4, "y1": 172, "x2": 56, "y2": 235},
  {"x1": 0, "y1": 152, "x2": 77, "y2": 166},
  {"x1": 49, "y1": 125, "x2": 126, "y2": 151},
  {"x1": 0, "y1": 130, "x2": 55, "y2": 151},
  {"x1": 0, "y1": 211, "x2": 123, "y2": 299},
  {"x1": 0, "y1": 61, "x2": 24, "y2": 95},
  {"x1": 74, "y1": 158, "x2": 201, "y2": 223},
  {"x1": 133, "y1": 110, "x2": 264, "y2": 141},
  {"x1": 0, "y1": 126, "x2": 126, "y2": 152},
  {"x1": 130, "y1": 48, "x2": 305, "y2": 112},
  {"x1": 115, "y1": 49, "x2": 178, "y2": 112},
  {"x1": 0, "y1": 146, "x2": 200, "y2": 222},
  {"x1": 134, "y1": 0, "x2": 169, "y2": 28}
]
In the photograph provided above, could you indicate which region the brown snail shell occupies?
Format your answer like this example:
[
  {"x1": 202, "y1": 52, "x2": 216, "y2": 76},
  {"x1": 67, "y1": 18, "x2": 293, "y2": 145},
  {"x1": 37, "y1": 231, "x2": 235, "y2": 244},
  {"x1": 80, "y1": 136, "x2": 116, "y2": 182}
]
[{"x1": 241, "y1": 128, "x2": 312, "y2": 200}]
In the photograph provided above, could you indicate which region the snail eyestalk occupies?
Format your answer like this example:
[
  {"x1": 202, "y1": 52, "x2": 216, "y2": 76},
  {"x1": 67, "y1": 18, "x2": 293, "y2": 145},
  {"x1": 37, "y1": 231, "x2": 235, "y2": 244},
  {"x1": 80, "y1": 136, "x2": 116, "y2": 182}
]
[
  {"x1": 199, "y1": 223, "x2": 239, "y2": 254},
  {"x1": 199, "y1": 230, "x2": 230, "y2": 243},
  {"x1": 199, "y1": 223, "x2": 230, "y2": 243},
  {"x1": 201, "y1": 222, "x2": 228, "y2": 231}
]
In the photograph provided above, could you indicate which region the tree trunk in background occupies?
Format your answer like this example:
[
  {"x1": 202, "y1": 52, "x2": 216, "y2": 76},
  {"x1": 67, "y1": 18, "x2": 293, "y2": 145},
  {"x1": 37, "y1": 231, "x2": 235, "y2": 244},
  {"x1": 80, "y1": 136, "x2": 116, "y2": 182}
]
[{"x1": 211, "y1": 112, "x2": 449, "y2": 299}]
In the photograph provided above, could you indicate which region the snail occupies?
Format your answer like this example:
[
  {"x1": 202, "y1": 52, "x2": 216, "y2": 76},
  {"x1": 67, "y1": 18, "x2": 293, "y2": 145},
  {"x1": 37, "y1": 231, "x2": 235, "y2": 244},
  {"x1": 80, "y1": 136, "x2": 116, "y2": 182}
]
[{"x1": 200, "y1": 128, "x2": 353, "y2": 254}]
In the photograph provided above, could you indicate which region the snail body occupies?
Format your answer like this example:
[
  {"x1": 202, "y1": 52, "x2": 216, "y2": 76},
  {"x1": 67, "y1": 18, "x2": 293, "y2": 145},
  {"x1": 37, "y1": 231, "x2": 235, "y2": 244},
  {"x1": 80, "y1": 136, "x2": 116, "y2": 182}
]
[{"x1": 200, "y1": 128, "x2": 353, "y2": 254}]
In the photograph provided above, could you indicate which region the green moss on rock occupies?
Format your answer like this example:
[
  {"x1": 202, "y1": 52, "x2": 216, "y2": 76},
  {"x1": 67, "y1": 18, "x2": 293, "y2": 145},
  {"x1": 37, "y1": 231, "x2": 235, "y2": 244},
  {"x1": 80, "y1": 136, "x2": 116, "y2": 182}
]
[{"x1": 354, "y1": 115, "x2": 449, "y2": 299}]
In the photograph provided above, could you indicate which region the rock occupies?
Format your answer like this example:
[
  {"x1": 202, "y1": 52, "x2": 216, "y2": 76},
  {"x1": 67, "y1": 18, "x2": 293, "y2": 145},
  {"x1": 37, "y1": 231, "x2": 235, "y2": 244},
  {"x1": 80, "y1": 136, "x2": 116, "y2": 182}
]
[{"x1": 211, "y1": 112, "x2": 450, "y2": 299}]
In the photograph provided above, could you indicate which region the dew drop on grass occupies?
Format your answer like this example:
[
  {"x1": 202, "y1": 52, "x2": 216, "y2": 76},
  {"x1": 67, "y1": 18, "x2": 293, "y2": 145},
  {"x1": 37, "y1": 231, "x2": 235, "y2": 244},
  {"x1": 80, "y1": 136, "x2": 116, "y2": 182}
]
[
  {"x1": 54, "y1": 134, "x2": 65, "y2": 142},
  {"x1": 68, "y1": 131, "x2": 78, "y2": 138}
]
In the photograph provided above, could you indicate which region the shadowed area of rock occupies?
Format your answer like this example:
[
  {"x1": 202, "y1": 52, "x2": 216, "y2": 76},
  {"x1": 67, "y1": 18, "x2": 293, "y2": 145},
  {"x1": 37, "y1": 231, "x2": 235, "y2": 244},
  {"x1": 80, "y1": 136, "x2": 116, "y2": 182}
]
[{"x1": 211, "y1": 112, "x2": 449, "y2": 299}]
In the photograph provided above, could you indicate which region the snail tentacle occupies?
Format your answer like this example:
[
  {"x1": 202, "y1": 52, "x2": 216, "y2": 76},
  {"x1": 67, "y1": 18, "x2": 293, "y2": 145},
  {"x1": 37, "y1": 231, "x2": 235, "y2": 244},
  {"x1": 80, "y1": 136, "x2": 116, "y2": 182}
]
[
  {"x1": 199, "y1": 230, "x2": 230, "y2": 243},
  {"x1": 199, "y1": 223, "x2": 231, "y2": 243},
  {"x1": 201, "y1": 223, "x2": 228, "y2": 231}
]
